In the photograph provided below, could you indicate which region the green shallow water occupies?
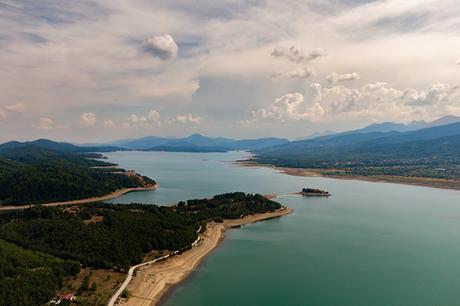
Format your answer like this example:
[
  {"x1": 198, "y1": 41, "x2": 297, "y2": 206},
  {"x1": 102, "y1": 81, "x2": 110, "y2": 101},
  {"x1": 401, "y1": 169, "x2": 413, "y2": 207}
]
[{"x1": 105, "y1": 151, "x2": 460, "y2": 306}]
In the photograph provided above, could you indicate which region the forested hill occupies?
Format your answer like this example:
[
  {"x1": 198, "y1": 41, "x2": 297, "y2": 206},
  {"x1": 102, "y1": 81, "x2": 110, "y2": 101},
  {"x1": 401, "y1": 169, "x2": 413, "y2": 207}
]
[
  {"x1": 0, "y1": 193, "x2": 282, "y2": 305},
  {"x1": 0, "y1": 156, "x2": 20, "y2": 171},
  {"x1": 0, "y1": 145, "x2": 109, "y2": 167},
  {"x1": 252, "y1": 122, "x2": 460, "y2": 179},
  {"x1": 0, "y1": 146, "x2": 155, "y2": 205},
  {"x1": 0, "y1": 139, "x2": 121, "y2": 153}
]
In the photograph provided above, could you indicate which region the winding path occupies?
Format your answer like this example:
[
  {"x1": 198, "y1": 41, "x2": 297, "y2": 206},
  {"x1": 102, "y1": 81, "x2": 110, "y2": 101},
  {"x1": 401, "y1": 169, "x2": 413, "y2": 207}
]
[{"x1": 108, "y1": 227, "x2": 202, "y2": 306}]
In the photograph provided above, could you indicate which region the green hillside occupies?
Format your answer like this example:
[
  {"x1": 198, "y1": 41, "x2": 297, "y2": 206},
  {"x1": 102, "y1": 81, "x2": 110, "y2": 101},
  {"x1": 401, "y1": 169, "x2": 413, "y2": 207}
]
[
  {"x1": 253, "y1": 122, "x2": 460, "y2": 179},
  {"x1": 0, "y1": 146, "x2": 155, "y2": 206},
  {"x1": 0, "y1": 239, "x2": 80, "y2": 306}
]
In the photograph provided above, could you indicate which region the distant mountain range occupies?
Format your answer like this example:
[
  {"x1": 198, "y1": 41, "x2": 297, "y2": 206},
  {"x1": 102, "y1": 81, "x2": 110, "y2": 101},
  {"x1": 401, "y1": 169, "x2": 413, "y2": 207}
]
[
  {"x1": 105, "y1": 134, "x2": 290, "y2": 152},
  {"x1": 256, "y1": 120, "x2": 460, "y2": 159},
  {"x1": 252, "y1": 117, "x2": 460, "y2": 179},
  {"x1": 0, "y1": 139, "x2": 120, "y2": 154},
  {"x1": 304, "y1": 115, "x2": 460, "y2": 140},
  {"x1": 0, "y1": 135, "x2": 290, "y2": 155},
  {"x1": 348, "y1": 115, "x2": 460, "y2": 134},
  {"x1": 1, "y1": 115, "x2": 459, "y2": 161}
]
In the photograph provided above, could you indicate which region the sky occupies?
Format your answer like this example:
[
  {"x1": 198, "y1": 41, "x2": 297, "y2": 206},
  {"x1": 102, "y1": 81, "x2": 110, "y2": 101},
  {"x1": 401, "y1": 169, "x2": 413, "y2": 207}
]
[{"x1": 0, "y1": 0, "x2": 460, "y2": 142}]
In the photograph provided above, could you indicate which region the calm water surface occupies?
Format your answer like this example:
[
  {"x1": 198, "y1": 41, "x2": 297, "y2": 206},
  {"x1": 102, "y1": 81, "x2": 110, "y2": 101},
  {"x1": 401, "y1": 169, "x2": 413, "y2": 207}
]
[{"x1": 105, "y1": 151, "x2": 460, "y2": 306}]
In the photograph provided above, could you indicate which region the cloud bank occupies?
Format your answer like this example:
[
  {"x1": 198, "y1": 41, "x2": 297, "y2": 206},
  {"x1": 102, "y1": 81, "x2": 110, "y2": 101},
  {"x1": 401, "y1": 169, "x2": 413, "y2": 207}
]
[{"x1": 245, "y1": 82, "x2": 460, "y2": 124}]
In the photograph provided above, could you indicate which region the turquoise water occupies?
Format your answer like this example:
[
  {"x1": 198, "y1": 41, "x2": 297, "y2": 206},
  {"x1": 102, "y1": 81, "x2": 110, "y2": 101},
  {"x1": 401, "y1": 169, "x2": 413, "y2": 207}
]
[{"x1": 105, "y1": 151, "x2": 460, "y2": 306}]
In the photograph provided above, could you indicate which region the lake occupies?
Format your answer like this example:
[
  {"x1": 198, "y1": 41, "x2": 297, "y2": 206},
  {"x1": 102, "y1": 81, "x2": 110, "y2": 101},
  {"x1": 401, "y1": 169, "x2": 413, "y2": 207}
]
[{"x1": 105, "y1": 151, "x2": 460, "y2": 306}]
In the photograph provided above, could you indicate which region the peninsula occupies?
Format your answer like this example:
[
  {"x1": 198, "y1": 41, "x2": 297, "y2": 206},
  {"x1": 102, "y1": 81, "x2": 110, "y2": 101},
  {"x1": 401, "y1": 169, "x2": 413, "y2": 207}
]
[{"x1": 0, "y1": 192, "x2": 291, "y2": 305}]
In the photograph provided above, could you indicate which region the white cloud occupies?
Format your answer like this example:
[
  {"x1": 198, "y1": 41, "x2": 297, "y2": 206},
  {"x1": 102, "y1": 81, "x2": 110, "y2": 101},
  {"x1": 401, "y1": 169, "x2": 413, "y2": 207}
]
[
  {"x1": 122, "y1": 111, "x2": 201, "y2": 127},
  {"x1": 171, "y1": 113, "x2": 202, "y2": 124},
  {"x1": 125, "y1": 114, "x2": 149, "y2": 127},
  {"x1": 244, "y1": 88, "x2": 325, "y2": 124},
  {"x1": 288, "y1": 68, "x2": 314, "y2": 79},
  {"x1": 271, "y1": 46, "x2": 326, "y2": 63},
  {"x1": 103, "y1": 120, "x2": 116, "y2": 128},
  {"x1": 142, "y1": 34, "x2": 179, "y2": 60},
  {"x1": 245, "y1": 82, "x2": 460, "y2": 124},
  {"x1": 148, "y1": 110, "x2": 161, "y2": 122},
  {"x1": 37, "y1": 117, "x2": 55, "y2": 130},
  {"x1": 326, "y1": 72, "x2": 360, "y2": 84},
  {"x1": 273, "y1": 68, "x2": 314, "y2": 79},
  {"x1": 4, "y1": 103, "x2": 26, "y2": 113},
  {"x1": 123, "y1": 110, "x2": 162, "y2": 128},
  {"x1": 80, "y1": 112, "x2": 97, "y2": 127},
  {"x1": 456, "y1": 58, "x2": 460, "y2": 65}
]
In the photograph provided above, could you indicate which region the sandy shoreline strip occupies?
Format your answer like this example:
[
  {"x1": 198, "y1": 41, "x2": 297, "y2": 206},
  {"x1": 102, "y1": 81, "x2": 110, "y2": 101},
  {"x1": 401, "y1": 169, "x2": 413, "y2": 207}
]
[
  {"x1": 0, "y1": 184, "x2": 159, "y2": 211},
  {"x1": 239, "y1": 160, "x2": 460, "y2": 192},
  {"x1": 117, "y1": 207, "x2": 293, "y2": 306}
]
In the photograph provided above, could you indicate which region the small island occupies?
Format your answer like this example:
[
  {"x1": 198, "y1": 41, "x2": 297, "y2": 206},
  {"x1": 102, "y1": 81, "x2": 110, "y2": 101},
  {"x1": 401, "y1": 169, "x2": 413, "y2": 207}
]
[{"x1": 300, "y1": 188, "x2": 331, "y2": 196}]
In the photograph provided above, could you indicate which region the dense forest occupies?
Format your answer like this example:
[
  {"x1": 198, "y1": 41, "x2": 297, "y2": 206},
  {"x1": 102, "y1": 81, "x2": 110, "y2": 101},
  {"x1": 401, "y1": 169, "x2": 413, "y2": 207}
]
[
  {"x1": 177, "y1": 192, "x2": 282, "y2": 220},
  {"x1": 0, "y1": 239, "x2": 80, "y2": 305},
  {"x1": 0, "y1": 145, "x2": 155, "y2": 205},
  {"x1": 0, "y1": 193, "x2": 282, "y2": 305}
]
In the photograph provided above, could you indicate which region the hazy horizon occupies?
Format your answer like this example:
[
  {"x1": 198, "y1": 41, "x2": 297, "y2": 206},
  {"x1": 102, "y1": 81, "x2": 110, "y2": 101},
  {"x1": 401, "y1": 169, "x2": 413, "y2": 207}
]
[{"x1": 2, "y1": 113, "x2": 460, "y2": 144}]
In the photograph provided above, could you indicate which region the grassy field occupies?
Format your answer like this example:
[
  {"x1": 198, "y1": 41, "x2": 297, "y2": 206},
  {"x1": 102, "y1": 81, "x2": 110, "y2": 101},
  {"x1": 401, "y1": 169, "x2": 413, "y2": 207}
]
[{"x1": 62, "y1": 268, "x2": 126, "y2": 306}]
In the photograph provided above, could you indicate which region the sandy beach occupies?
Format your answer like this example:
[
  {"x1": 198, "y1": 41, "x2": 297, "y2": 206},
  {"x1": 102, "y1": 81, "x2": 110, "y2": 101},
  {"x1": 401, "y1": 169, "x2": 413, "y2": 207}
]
[
  {"x1": 239, "y1": 160, "x2": 460, "y2": 191},
  {"x1": 117, "y1": 207, "x2": 293, "y2": 306},
  {"x1": 0, "y1": 184, "x2": 159, "y2": 211}
]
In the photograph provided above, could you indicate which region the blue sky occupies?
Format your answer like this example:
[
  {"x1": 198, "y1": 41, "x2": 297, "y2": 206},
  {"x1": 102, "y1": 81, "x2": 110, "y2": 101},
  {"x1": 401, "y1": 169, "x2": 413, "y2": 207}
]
[{"x1": 0, "y1": 0, "x2": 459, "y2": 142}]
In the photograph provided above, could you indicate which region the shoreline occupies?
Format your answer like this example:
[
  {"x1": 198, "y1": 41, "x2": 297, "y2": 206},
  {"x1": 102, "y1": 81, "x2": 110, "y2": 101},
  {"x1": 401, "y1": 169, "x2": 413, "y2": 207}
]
[
  {"x1": 239, "y1": 160, "x2": 460, "y2": 192},
  {"x1": 117, "y1": 207, "x2": 293, "y2": 306},
  {"x1": 0, "y1": 184, "x2": 159, "y2": 211}
]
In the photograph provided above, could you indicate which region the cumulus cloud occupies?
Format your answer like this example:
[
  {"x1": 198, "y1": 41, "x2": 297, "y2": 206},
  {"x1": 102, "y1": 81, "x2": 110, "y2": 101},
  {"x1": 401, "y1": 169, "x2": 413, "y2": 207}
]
[
  {"x1": 271, "y1": 46, "x2": 326, "y2": 63},
  {"x1": 326, "y1": 72, "x2": 360, "y2": 84},
  {"x1": 245, "y1": 82, "x2": 460, "y2": 124},
  {"x1": 103, "y1": 120, "x2": 116, "y2": 128},
  {"x1": 243, "y1": 86, "x2": 325, "y2": 124},
  {"x1": 123, "y1": 109, "x2": 162, "y2": 128},
  {"x1": 4, "y1": 103, "x2": 26, "y2": 113},
  {"x1": 148, "y1": 110, "x2": 161, "y2": 122},
  {"x1": 272, "y1": 68, "x2": 314, "y2": 79},
  {"x1": 171, "y1": 113, "x2": 202, "y2": 124},
  {"x1": 125, "y1": 114, "x2": 149, "y2": 127},
  {"x1": 80, "y1": 112, "x2": 97, "y2": 127},
  {"x1": 402, "y1": 83, "x2": 460, "y2": 106},
  {"x1": 142, "y1": 34, "x2": 179, "y2": 60},
  {"x1": 37, "y1": 117, "x2": 55, "y2": 130},
  {"x1": 318, "y1": 82, "x2": 460, "y2": 120}
]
